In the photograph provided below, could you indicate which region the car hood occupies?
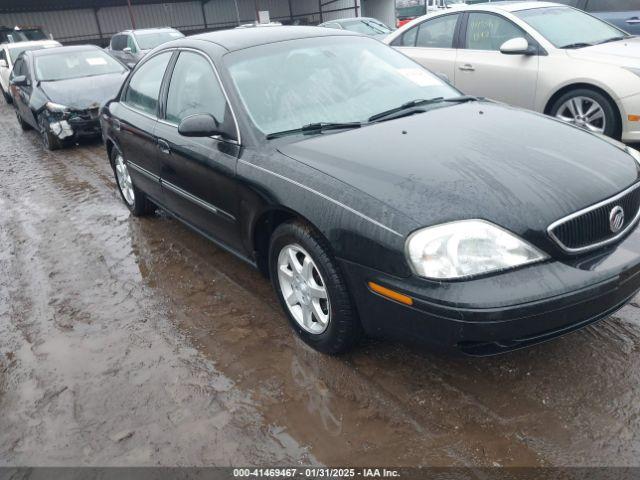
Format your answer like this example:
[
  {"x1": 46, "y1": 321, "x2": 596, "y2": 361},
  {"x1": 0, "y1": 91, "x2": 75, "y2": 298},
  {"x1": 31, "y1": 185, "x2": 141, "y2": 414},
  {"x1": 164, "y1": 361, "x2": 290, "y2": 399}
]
[
  {"x1": 566, "y1": 36, "x2": 640, "y2": 67},
  {"x1": 277, "y1": 102, "x2": 640, "y2": 243},
  {"x1": 39, "y1": 72, "x2": 128, "y2": 110}
]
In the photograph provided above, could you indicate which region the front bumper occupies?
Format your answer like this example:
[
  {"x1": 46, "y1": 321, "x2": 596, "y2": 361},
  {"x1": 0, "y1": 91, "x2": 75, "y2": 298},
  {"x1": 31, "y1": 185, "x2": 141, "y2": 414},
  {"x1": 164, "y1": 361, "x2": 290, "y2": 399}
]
[
  {"x1": 45, "y1": 110, "x2": 102, "y2": 141},
  {"x1": 339, "y1": 224, "x2": 640, "y2": 356},
  {"x1": 619, "y1": 92, "x2": 640, "y2": 143}
]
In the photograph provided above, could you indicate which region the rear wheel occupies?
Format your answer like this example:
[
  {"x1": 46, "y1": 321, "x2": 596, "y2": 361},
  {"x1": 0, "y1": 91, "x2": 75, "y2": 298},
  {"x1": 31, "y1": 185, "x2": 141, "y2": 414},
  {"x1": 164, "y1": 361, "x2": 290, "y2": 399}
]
[
  {"x1": 1, "y1": 84, "x2": 12, "y2": 104},
  {"x1": 38, "y1": 113, "x2": 62, "y2": 151},
  {"x1": 15, "y1": 108, "x2": 29, "y2": 131},
  {"x1": 550, "y1": 88, "x2": 620, "y2": 138},
  {"x1": 269, "y1": 220, "x2": 361, "y2": 354},
  {"x1": 110, "y1": 146, "x2": 155, "y2": 216}
]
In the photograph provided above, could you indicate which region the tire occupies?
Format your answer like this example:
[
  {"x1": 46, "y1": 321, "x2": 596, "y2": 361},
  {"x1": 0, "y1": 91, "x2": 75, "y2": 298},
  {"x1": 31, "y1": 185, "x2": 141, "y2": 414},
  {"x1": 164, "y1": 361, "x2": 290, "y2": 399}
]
[
  {"x1": 268, "y1": 220, "x2": 361, "y2": 354},
  {"x1": 109, "y1": 146, "x2": 155, "y2": 216},
  {"x1": 37, "y1": 113, "x2": 62, "y2": 151},
  {"x1": 15, "y1": 108, "x2": 29, "y2": 131},
  {"x1": 550, "y1": 88, "x2": 620, "y2": 139}
]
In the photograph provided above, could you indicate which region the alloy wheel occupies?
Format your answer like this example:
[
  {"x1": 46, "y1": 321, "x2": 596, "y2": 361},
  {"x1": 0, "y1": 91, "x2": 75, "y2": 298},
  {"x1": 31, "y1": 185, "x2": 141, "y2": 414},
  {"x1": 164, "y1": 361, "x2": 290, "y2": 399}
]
[
  {"x1": 277, "y1": 244, "x2": 331, "y2": 335},
  {"x1": 555, "y1": 96, "x2": 606, "y2": 134},
  {"x1": 115, "y1": 153, "x2": 135, "y2": 206}
]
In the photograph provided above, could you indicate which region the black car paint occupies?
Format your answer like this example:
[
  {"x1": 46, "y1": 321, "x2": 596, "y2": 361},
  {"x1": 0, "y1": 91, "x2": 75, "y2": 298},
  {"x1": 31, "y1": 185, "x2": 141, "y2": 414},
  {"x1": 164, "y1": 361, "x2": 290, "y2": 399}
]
[
  {"x1": 11, "y1": 46, "x2": 128, "y2": 140},
  {"x1": 101, "y1": 28, "x2": 640, "y2": 354}
]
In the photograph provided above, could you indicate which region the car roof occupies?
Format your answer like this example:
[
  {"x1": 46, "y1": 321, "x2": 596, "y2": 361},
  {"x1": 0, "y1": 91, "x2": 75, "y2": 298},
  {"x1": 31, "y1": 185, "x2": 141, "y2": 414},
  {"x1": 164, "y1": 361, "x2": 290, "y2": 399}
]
[
  {"x1": 189, "y1": 25, "x2": 359, "y2": 52},
  {"x1": 3, "y1": 39, "x2": 59, "y2": 50},
  {"x1": 29, "y1": 44, "x2": 103, "y2": 57},
  {"x1": 119, "y1": 27, "x2": 180, "y2": 35}
]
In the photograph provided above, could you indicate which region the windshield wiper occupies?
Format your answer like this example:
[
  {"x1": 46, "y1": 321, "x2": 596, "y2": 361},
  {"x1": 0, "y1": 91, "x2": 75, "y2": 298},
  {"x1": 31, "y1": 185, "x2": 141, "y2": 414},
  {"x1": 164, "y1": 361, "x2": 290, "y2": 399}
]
[
  {"x1": 266, "y1": 122, "x2": 362, "y2": 140},
  {"x1": 597, "y1": 36, "x2": 628, "y2": 45},
  {"x1": 560, "y1": 42, "x2": 594, "y2": 49},
  {"x1": 368, "y1": 96, "x2": 478, "y2": 123}
]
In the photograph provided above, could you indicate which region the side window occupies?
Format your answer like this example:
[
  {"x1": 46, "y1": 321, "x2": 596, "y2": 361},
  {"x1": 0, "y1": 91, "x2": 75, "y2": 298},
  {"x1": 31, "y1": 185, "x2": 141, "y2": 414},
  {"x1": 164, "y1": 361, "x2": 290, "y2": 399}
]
[
  {"x1": 127, "y1": 35, "x2": 138, "y2": 53},
  {"x1": 586, "y1": 0, "x2": 637, "y2": 12},
  {"x1": 12, "y1": 57, "x2": 25, "y2": 77},
  {"x1": 465, "y1": 13, "x2": 526, "y2": 51},
  {"x1": 416, "y1": 14, "x2": 460, "y2": 48},
  {"x1": 0, "y1": 49, "x2": 6, "y2": 63},
  {"x1": 165, "y1": 51, "x2": 228, "y2": 126},
  {"x1": 392, "y1": 25, "x2": 419, "y2": 47},
  {"x1": 111, "y1": 35, "x2": 125, "y2": 51},
  {"x1": 124, "y1": 51, "x2": 172, "y2": 116}
]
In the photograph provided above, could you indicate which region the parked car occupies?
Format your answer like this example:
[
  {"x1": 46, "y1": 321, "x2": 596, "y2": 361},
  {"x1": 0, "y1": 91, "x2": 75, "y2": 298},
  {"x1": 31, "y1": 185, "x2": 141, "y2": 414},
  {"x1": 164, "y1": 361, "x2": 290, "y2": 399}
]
[
  {"x1": 0, "y1": 25, "x2": 50, "y2": 44},
  {"x1": 0, "y1": 40, "x2": 61, "y2": 103},
  {"x1": 10, "y1": 45, "x2": 129, "y2": 150},
  {"x1": 106, "y1": 27, "x2": 184, "y2": 68},
  {"x1": 101, "y1": 27, "x2": 640, "y2": 355},
  {"x1": 318, "y1": 17, "x2": 394, "y2": 39},
  {"x1": 396, "y1": 0, "x2": 467, "y2": 27},
  {"x1": 385, "y1": 2, "x2": 640, "y2": 141},
  {"x1": 535, "y1": 0, "x2": 640, "y2": 35}
]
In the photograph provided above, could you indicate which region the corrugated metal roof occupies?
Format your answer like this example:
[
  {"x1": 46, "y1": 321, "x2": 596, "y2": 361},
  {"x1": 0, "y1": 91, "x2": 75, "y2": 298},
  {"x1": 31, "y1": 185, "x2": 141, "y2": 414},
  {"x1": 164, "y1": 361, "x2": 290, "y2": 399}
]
[{"x1": 0, "y1": 0, "x2": 198, "y2": 14}]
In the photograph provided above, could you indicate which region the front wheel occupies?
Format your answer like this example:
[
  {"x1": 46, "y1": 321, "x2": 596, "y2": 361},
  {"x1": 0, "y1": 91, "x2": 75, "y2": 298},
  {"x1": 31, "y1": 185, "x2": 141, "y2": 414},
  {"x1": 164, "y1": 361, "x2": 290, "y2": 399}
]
[
  {"x1": 109, "y1": 146, "x2": 155, "y2": 216},
  {"x1": 550, "y1": 88, "x2": 620, "y2": 139},
  {"x1": 269, "y1": 221, "x2": 361, "y2": 354},
  {"x1": 38, "y1": 113, "x2": 62, "y2": 151}
]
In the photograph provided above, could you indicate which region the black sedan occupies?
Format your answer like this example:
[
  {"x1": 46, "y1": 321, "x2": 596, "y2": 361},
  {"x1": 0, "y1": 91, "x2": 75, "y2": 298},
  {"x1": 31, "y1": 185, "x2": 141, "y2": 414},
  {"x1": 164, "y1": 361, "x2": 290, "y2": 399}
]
[
  {"x1": 100, "y1": 27, "x2": 640, "y2": 356},
  {"x1": 10, "y1": 45, "x2": 129, "y2": 150}
]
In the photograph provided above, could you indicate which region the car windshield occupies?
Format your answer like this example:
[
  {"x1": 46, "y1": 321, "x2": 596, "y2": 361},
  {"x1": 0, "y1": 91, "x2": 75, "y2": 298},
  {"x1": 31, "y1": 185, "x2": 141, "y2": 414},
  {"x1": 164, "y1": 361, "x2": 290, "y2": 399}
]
[
  {"x1": 35, "y1": 50, "x2": 126, "y2": 81},
  {"x1": 134, "y1": 30, "x2": 183, "y2": 50},
  {"x1": 9, "y1": 45, "x2": 45, "y2": 62},
  {"x1": 515, "y1": 6, "x2": 628, "y2": 48},
  {"x1": 342, "y1": 19, "x2": 392, "y2": 35},
  {"x1": 226, "y1": 36, "x2": 459, "y2": 136}
]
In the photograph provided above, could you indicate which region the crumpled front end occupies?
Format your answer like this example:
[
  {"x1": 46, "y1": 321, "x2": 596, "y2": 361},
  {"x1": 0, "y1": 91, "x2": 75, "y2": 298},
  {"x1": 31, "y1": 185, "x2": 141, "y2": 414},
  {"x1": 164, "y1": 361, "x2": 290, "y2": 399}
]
[{"x1": 42, "y1": 105, "x2": 102, "y2": 142}]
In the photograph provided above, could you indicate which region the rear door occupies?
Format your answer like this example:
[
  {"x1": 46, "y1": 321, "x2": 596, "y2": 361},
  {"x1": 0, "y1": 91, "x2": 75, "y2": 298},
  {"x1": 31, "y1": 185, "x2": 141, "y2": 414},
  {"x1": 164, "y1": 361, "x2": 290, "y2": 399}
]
[
  {"x1": 11, "y1": 56, "x2": 37, "y2": 128},
  {"x1": 116, "y1": 50, "x2": 174, "y2": 203},
  {"x1": 154, "y1": 49, "x2": 242, "y2": 249},
  {"x1": 585, "y1": 0, "x2": 640, "y2": 35},
  {"x1": 455, "y1": 12, "x2": 539, "y2": 109},
  {"x1": 391, "y1": 13, "x2": 462, "y2": 82}
]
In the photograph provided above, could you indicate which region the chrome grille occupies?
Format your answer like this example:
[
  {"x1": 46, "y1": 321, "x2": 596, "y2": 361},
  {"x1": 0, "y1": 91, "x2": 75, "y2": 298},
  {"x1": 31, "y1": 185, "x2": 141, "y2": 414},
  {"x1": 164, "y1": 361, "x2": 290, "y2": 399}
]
[{"x1": 548, "y1": 183, "x2": 640, "y2": 253}]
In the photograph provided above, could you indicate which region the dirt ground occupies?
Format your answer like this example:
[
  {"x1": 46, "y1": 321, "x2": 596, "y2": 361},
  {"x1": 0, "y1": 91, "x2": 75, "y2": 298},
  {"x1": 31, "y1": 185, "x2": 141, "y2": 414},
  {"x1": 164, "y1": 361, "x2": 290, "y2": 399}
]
[{"x1": 1, "y1": 99, "x2": 640, "y2": 468}]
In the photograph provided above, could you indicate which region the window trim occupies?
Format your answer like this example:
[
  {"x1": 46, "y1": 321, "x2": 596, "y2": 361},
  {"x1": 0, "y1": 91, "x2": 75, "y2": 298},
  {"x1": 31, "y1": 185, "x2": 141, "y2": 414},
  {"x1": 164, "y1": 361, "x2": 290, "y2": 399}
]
[{"x1": 157, "y1": 47, "x2": 241, "y2": 146}]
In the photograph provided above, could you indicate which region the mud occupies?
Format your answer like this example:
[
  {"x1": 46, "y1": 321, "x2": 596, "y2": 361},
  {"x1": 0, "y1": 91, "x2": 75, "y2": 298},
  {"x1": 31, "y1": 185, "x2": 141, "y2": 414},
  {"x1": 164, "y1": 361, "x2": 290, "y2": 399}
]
[{"x1": 1, "y1": 100, "x2": 640, "y2": 467}]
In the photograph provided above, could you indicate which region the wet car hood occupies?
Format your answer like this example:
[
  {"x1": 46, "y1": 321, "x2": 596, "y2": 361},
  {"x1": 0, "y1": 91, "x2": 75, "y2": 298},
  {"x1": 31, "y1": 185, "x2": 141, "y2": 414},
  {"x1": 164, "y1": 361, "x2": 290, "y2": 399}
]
[
  {"x1": 39, "y1": 72, "x2": 128, "y2": 110},
  {"x1": 278, "y1": 102, "x2": 640, "y2": 239}
]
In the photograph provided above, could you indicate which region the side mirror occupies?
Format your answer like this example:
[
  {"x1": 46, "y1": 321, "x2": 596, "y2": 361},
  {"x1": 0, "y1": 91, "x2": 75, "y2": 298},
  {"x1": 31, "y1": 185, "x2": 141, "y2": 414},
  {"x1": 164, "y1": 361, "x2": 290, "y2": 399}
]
[
  {"x1": 10, "y1": 75, "x2": 28, "y2": 87},
  {"x1": 500, "y1": 37, "x2": 534, "y2": 55},
  {"x1": 123, "y1": 47, "x2": 133, "y2": 55},
  {"x1": 178, "y1": 113, "x2": 223, "y2": 137},
  {"x1": 0, "y1": 59, "x2": 7, "y2": 69}
]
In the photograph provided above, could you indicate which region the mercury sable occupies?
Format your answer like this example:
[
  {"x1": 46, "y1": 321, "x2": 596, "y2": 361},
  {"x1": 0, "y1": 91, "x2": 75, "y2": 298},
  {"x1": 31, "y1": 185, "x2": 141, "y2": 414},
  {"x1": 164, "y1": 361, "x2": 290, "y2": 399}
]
[{"x1": 100, "y1": 27, "x2": 640, "y2": 355}]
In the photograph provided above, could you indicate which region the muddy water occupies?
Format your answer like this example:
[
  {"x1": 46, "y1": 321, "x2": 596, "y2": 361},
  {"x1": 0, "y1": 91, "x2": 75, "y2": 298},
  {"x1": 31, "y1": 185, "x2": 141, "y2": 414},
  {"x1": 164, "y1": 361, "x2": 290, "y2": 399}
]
[{"x1": 1, "y1": 101, "x2": 640, "y2": 467}]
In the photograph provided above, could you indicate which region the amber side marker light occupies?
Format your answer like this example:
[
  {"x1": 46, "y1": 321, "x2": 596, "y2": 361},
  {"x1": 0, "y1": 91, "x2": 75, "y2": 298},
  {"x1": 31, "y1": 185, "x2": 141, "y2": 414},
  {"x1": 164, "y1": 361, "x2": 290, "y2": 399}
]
[
  {"x1": 629, "y1": 115, "x2": 640, "y2": 122},
  {"x1": 368, "y1": 281, "x2": 414, "y2": 306}
]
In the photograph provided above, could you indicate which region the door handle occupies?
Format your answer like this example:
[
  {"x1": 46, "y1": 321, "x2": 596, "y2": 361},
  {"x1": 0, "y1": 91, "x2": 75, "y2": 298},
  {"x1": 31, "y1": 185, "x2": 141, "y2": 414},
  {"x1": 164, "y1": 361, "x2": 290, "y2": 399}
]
[
  {"x1": 459, "y1": 64, "x2": 475, "y2": 72},
  {"x1": 157, "y1": 139, "x2": 171, "y2": 155},
  {"x1": 627, "y1": 17, "x2": 640, "y2": 24}
]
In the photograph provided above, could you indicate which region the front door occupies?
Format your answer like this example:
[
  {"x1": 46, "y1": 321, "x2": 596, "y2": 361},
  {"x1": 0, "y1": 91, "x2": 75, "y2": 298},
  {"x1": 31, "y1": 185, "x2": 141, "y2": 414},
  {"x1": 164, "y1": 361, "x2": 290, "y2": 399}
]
[
  {"x1": 154, "y1": 50, "x2": 241, "y2": 249},
  {"x1": 455, "y1": 12, "x2": 539, "y2": 109},
  {"x1": 585, "y1": 0, "x2": 640, "y2": 35}
]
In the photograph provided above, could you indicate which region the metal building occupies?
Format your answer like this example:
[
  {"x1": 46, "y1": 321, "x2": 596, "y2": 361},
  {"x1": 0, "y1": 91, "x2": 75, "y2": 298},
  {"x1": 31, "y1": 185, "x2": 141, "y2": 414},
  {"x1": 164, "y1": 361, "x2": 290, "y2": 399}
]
[{"x1": 0, "y1": 0, "x2": 396, "y2": 47}]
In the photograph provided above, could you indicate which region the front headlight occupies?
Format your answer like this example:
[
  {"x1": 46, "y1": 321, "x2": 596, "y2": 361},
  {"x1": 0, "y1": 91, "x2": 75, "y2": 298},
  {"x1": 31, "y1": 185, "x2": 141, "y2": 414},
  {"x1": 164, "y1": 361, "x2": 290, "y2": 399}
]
[
  {"x1": 627, "y1": 146, "x2": 640, "y2": 165},
  {"x1": 405, "y1": 220, "x2": 548, "y2": 280},
  {"x1": 45, "y1": 101, "x2": 69, "y2": 113}
]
